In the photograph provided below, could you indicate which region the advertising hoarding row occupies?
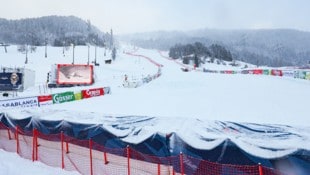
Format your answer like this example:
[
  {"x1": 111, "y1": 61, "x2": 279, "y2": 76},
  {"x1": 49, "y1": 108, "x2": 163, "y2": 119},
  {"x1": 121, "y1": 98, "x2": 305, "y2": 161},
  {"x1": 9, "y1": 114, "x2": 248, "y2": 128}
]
[{"x1": 0, "y1": 97, "x2": 38, "y2": 108}]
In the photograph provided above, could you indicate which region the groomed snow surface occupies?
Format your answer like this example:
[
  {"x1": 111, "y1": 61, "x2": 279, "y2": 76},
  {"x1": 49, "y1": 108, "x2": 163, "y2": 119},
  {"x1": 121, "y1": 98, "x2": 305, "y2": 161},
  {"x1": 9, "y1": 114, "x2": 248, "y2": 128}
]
[{"x1": 1, "y1": 44, "x2": 310, "y2": 174}]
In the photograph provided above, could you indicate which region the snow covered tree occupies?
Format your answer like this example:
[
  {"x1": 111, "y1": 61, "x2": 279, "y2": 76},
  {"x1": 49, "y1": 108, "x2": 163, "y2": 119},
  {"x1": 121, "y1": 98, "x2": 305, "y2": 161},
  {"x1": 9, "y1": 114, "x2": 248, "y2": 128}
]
[{"x1": 112, "y1": 47, "x2": 116, "y2": 61}]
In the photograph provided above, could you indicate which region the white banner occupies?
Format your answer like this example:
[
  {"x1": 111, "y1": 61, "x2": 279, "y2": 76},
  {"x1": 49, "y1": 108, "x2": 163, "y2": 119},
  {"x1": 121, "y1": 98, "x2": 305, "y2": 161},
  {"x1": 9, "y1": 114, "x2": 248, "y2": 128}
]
[{"x1": 0, "y1": 97, "x2": 39, "y2": 108}]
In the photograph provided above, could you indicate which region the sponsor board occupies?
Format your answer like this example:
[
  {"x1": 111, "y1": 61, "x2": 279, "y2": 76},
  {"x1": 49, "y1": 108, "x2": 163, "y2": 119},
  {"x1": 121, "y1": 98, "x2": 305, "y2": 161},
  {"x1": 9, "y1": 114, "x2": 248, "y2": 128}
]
[
  {"x1": 52, "y1": 91, "x2": 75, "y2": 104},
  {"x1": 263, "y1": 70, "x2": 270, "y2": 75},
  {"x1": 249, "y1": 69, "x2": 263, "y2": 75},
  {"x1": 0, "y1": 97, "x2": 39, "y2": 108},
  {"x1": 57, "y1": 64, "x2": 93, "y2": 85},
  {"x1": 75, "y1": 92, "x2": 82, "y2": 100},
  {"x1": 282, "y1": 70, "x2": 295, "y2": 78},
  {"x1": 271, "y1": 70, "x2": 283, "y2": 76},
  {"x1": 298, "y1": 71, "x2": 307, "y2": 79},
  {"x1": 81, "y1": 88, "x2": 104, "y2": 99},
  {"x1": 38, "y1": 95, "x2": 53, "y2": 106}
]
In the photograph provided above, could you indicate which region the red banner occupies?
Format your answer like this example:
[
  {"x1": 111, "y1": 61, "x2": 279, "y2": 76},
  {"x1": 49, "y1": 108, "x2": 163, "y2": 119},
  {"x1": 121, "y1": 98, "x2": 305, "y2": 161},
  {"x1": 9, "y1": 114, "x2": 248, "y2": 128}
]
[
  {"x1": 81, "y1": 88, "x2": 104, "y2": 99},
  {"x1": 224, "y1": 70, "x2": 233, "y2": 74},
  {"x1": 271, "y1": 70, "x2": 283, "y2": 76},
  {"x1": 249, "y1": 69, "x2": 263, "y2": 75},
  {"x1": 38, "y1": 95, "x2": 52, "y2": 102}
]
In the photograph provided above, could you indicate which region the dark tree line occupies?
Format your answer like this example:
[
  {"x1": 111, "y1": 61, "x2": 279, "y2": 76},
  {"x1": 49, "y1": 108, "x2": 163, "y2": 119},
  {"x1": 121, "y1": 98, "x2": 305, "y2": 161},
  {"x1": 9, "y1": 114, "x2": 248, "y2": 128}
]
[
  {"x1": 0, "y1": 16, "x2": 111, "y2": 47},
  {"x1": 169, "y1": 42, "x2": 233, "y2": 67}
]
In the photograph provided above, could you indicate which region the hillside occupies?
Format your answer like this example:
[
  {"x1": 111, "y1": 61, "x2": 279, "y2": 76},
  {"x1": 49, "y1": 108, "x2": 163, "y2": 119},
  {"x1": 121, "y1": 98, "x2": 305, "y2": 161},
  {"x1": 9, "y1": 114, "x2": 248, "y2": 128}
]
[
  {"x1": 121, "y1": 29, "x2": 310, "y2": 67},
  {"x1": 0, "y1": 16, "x2": 111, "y2": 46}
]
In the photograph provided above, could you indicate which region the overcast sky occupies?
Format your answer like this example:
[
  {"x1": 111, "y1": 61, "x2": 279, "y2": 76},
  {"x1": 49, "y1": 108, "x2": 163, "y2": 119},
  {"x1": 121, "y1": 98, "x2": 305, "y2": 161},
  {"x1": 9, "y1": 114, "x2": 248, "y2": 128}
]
[{"x1": 0, "y1": 0, "x2": 309, "y2": 34}]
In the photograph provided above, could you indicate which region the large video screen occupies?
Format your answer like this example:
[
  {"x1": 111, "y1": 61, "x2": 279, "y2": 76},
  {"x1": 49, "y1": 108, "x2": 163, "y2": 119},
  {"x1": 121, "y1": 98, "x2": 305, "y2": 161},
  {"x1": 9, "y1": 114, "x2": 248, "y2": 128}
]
[
  {"x1": 0, "y1": 72, "x2": 23, "y2": 90},
  {"x1": 57, "y1": 64, "x2": 93, "y2": 85}
]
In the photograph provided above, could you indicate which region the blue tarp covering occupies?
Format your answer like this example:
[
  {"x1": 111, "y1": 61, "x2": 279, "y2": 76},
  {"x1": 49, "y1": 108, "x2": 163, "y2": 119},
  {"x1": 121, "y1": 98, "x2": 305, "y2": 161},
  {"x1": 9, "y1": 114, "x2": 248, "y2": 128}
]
[{"x1": 0, "y1": 112, "x2": 309, "y2": 174}]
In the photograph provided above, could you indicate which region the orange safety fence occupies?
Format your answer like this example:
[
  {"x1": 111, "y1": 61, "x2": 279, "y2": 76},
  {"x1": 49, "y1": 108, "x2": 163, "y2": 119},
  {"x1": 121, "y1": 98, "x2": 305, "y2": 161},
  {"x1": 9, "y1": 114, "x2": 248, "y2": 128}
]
[{"x1": 0, "y1": 122, "x2": 284, "y2": 175}]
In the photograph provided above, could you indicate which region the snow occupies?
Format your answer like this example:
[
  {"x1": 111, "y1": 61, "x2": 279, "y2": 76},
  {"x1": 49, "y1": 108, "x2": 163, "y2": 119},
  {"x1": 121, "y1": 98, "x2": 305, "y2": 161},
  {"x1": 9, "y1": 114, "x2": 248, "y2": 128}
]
[
  {"x1": 0, "y1": 149, "x2": 79, "y2": 175},
  {"x1": 0, "y1": 44, "x2": 310, "y2": 174}
]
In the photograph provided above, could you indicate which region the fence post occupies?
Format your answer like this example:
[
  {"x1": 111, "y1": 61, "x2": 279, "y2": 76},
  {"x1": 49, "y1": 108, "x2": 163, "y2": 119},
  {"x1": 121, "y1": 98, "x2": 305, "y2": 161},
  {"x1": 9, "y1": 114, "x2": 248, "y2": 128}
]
[
  {"x1": 61, "y1": 131, "x2": 64, "y2": 169},
  {"x1": 157, "y1": 163, "x2": 160, "y2": 175},
  {"x1": 15, "y1": 126, "x2": 19, "y2": 155},
  {"x1": 31, "y1": 129, "x2": 39, "y2": 161},
  {"x1": 180, "y1": 152, "x2": 184, "y2": 175},
  {"x1": 258, "y1": 163, "x2": 263, "y2": 175},
  {"x1": 35, "y1": 129, "x2": 38, "y2": 161},
  {"x1": 66, "y1": 142, "x2": 69, "y2": 153},
  {"x1": 127, "y1": 145, "x2": 130, "y2": 175},
  {"x1": 32, "y1": 129, "x2": 35, "y2": 161},
  {"x1": 103, "y1": 152, "x2": 109, "y2": 164},
  {"x1": 7, "y1": 128, "x2": 11, "y2": 140},
  {"x1": 89, "y1": 139, "x2": 93, "y2": 175}
]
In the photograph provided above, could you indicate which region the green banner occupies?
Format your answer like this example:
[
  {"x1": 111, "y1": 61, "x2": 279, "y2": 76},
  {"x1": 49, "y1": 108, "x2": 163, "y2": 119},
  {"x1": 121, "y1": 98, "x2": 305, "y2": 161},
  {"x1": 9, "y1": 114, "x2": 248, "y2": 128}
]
[
  {"x1": 263, "y1": 69, "x2": 270, "y2": 75},
  {"x1": 52, "y1": 91, "x2": 75, "y2": 104},
  {"x1": 75, "y1": 92, "x2": 82, "y2": 100}
]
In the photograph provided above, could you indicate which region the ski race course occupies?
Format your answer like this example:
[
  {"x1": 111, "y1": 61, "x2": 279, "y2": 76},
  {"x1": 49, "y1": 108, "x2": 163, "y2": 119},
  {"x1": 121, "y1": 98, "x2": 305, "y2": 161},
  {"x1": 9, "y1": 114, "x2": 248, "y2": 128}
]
[{"x1": 0, "y1": 45, "x2": 310, "y2": 174}]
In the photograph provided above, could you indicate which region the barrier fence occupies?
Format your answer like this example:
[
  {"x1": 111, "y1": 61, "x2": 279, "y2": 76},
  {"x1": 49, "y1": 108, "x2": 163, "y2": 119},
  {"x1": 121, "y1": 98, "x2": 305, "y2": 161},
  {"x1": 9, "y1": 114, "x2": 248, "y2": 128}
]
[{"x1": 0, "y1": 122, "x2": 284, "y2": 175}]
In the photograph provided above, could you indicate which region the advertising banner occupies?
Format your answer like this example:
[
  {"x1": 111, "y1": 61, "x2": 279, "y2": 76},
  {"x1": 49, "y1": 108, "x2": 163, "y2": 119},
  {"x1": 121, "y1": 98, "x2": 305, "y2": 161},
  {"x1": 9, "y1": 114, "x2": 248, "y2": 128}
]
[
  {"x1": 298, "y1": 71, "x2": 307, "y2": 79},
  {"x1": 57, "y1": 64, "x2": 93, "y2": 85},
  {"x1": 224, "y1": 70, "x2": 233, "y2": 74},
  {"x1": 263, "y1": 69, "x2": 270, "y2": 75},
  {"x1": 249, "y1": 69, "x2": 263, "y2": 75},
  {"x1": 38, "y1": 95, "x2": 53, "y2": 106},
  {"x1": 81, "y1": 88, "x2": 104, "y2": 99},
  {"x1": 271, "y1": 70, "x2": 283, "y2": 76},
  {"x1": 0, "y1": 97, "x2": 38, "y2": 108},
  {"x1": 282, "y1": 70, "x2": 295, "y2": 78},
  {"x1": 52, "y1": 91, "x2": 75, "y2": 104},
  {"x1": 75, "y1": 92, "x2": 82, "y2": 100}
]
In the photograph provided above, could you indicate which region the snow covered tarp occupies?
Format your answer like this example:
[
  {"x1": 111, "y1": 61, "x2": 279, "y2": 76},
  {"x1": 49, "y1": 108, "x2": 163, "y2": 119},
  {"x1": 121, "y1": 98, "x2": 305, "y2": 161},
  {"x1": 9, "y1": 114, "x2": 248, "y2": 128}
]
[{"x1": 0, "y1": 111, "x2": 309, "y2": 174}]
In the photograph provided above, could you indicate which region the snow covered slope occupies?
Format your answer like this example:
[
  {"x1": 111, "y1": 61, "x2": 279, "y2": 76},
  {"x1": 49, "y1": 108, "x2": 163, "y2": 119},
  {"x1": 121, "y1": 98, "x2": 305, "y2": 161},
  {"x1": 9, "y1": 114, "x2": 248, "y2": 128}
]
[{"x1": 0, "y1": 44, "x2": 310, "y2": 174}]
